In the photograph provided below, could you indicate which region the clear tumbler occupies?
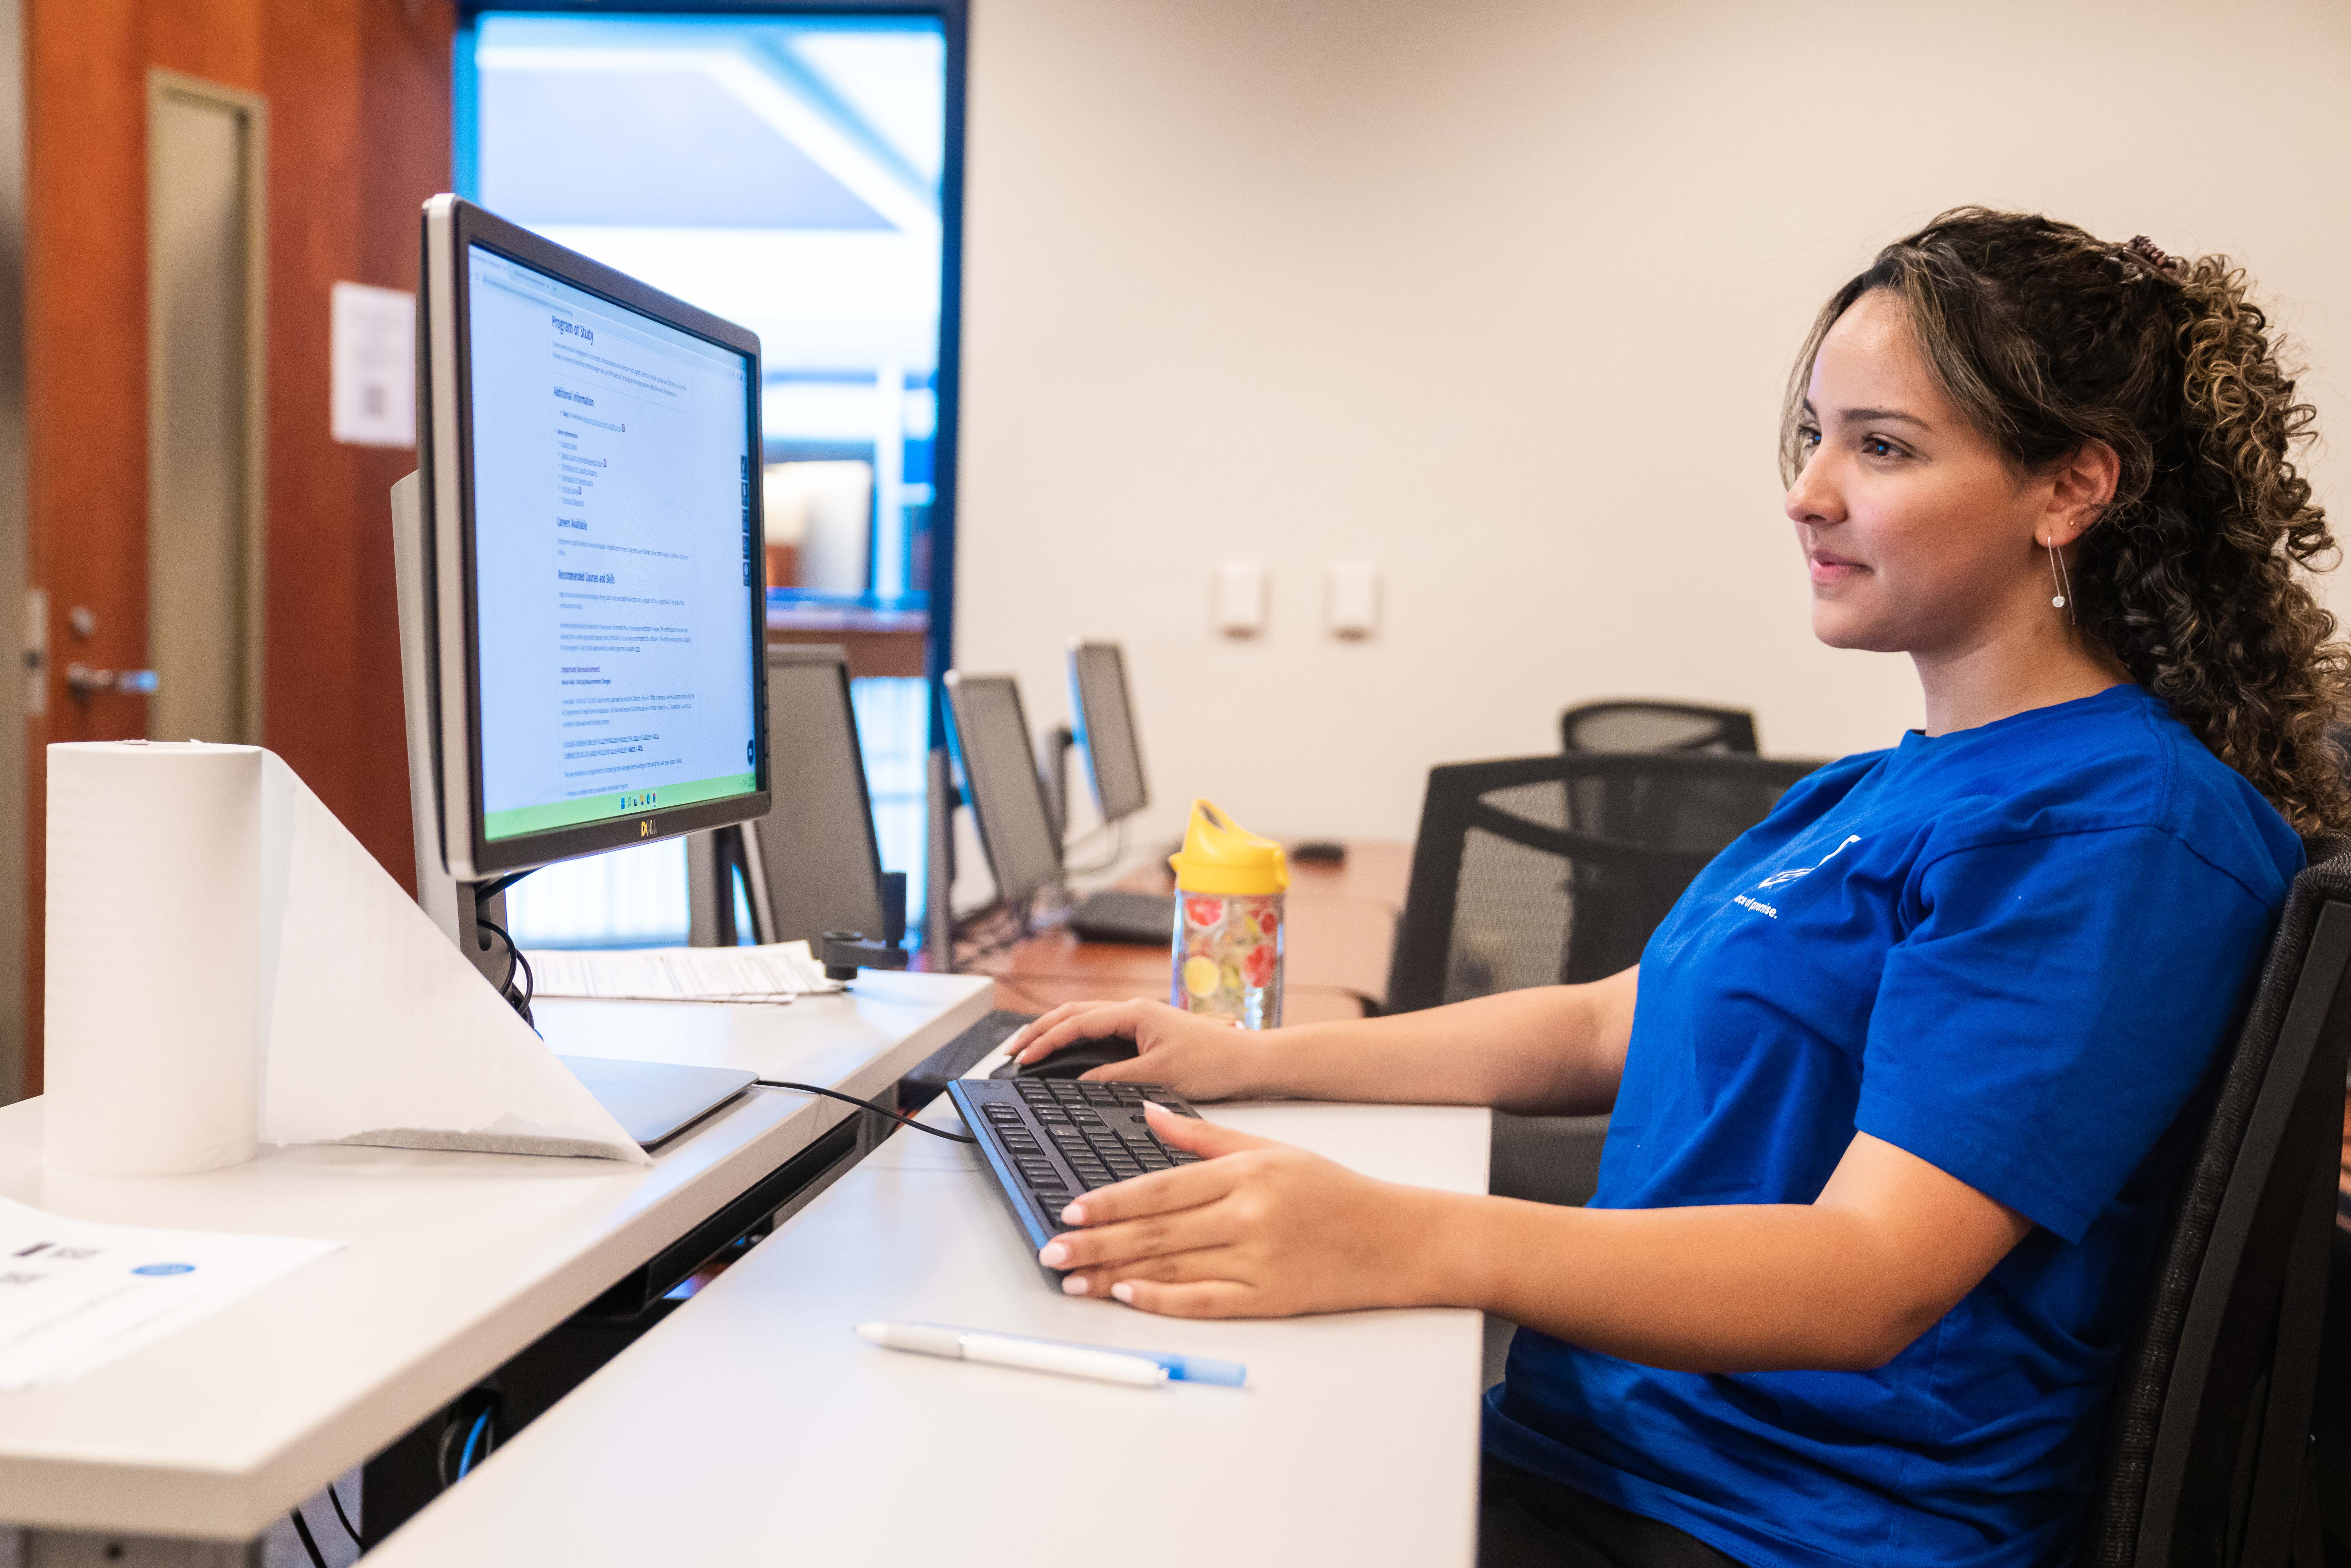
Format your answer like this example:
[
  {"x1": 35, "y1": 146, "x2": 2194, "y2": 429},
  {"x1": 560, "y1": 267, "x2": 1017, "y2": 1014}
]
[{"x1": 1167, "y1": 799, "x2": 1288, "y2": 1030}]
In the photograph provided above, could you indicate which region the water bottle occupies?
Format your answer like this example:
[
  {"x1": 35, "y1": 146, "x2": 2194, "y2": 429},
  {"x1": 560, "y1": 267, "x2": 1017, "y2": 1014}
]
[{"x1": 1168, "y1": 799, "x2": 1288, "y2": 1029}]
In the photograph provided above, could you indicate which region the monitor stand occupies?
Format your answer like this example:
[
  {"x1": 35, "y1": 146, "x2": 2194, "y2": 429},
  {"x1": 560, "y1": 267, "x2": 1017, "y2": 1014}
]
[
  {"x1": 1037, "y1": 722, "x2": 1074, "y2": 844},
  {"x1": 392, "y1": 472, "x2": 759, "y2": 1151}
]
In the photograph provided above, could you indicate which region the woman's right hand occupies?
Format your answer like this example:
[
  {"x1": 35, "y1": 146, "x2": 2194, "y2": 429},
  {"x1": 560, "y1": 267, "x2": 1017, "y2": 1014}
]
[{"x1": 1004, "y1": 999, "x2": 1272, "y2": 1102}]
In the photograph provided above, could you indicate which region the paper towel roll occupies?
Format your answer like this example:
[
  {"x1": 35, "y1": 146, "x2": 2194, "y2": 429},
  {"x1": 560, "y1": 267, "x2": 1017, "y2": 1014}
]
[
  {"x1": 44, "y1": 743, "x2": 267, "y2": 1176},
  {"x1": 42, "y1": 740, "x2": 645, "y2": 1169},
  {"x1": 257, "y1": 749, "x2": 646, "y2": 1163}
]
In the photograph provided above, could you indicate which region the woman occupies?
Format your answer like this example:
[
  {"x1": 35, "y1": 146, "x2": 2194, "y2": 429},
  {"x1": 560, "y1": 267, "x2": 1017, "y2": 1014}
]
[{"x1": 1006, "y1": 209, "x2": 2347, "y2": 1567}]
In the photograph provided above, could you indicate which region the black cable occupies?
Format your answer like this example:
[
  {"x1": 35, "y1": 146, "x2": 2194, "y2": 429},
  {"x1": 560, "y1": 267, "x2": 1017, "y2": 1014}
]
[
  {"x1": 473, "y1": 870, "x2": 534, "y2": 905},
  {"x1": 436, "y1": 1413, "x2": 462, "y2": 1487},
  {"x1": 948, "y1": 900, "x2": 1028, "y2": 970},
  {"x1": 510, "y1": 936, "x2": 536, "y2": 1014},
  {"x1": 1061, "y1": 819, "x2": 1127, "y2": 876},
  {"x1": 471, "y1": 873, "x2": 538, "y2": 1026},
  {"x1": 289, "y1": 1504, "x2": 330, "y2": 1568},
  {"x1": 753, "y1": 1079, "x2": 976, "y2": 1143},
  {"x1": 475, "y1": 915, "x2": 535, "y2": 1028},
  {"x1": 951, "y1": 900, "x2": 1021, "y2": 946},
  {"x1": 953, "y1": 929, "x2": 1022, "y2": 969},
  {"x1": 327, "y1": 1481, "x2": 366, "y2": 1552}
]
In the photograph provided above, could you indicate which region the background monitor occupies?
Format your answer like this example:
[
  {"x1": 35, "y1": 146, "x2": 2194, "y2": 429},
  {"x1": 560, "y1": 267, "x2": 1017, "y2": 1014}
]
[
  {"x1": 413, "y1": 194, "x2": 769, "y2": 884},
  {"x1": 743, "y1": 646, "x2": 885, "y2": 946},
  {"x1": 1068, "y1": 640, "x2": 1148, "y2": 825},
  {"x1": 943, "y1": 671, "x2": 1062, "y2": 909}
]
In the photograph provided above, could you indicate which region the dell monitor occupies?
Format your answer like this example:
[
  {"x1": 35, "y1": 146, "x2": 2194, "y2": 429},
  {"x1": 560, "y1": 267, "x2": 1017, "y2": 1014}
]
[
  {"x1": 742, "y1": 645, "x2": 886, "y2": 947},
  {"x1": 942, "y1": 671, "x2": 1063, "y2": 911},
  {"x1": 1068, "y1": 640, "x2": 1148, "y2": 825}
]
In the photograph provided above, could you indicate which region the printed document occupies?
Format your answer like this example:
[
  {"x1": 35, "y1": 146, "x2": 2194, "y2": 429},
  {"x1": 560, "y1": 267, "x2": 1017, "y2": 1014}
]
[
  {"x1": 526, "y1": 939, "x2": 841, "y2": 1004},
  {"x1": 0, "y1": 1198, "x2": 339, "y2": 1389}
]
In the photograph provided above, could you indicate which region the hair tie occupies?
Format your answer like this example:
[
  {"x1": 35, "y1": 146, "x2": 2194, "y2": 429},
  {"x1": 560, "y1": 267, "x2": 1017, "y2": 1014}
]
[{"x1": 2121, "y1": 235, "x2": 2183, "y2": 282}]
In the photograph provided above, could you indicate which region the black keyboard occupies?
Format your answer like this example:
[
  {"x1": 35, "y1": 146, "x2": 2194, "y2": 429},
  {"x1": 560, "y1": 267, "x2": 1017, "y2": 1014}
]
[
  {"x1": 1065, "y1": 889, "x2": 1176, "y2": 946},
  {"x1": 946, "y1": 1076, "x2": 1204, "y2": 1275}
]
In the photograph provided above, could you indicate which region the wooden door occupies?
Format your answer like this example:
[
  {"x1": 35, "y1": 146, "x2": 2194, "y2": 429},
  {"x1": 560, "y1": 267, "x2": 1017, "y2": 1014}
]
[{"x1": 17, "y1": 0, "x2": 453, "y2": 1097}]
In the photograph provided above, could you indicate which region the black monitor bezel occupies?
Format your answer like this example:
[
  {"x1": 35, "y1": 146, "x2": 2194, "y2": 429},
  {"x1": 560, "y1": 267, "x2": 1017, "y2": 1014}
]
[
  {"x1": 422, "y1": 196, "x2": 771, "y2": 878},
  {"x1": 756, "y1": 644, "x2": 887, "y2": 943},
  {"x1": 942, "y1": 670, "x2": 1061, "y2": 908},
  {"x1": 1067, "y1": 639, "x2": 1148, "y2": 824}
]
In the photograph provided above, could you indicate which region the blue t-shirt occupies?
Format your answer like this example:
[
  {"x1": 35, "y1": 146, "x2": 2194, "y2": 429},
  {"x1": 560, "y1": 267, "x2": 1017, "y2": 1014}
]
[{"x1": 1482, "y1": 684, "x2": 2303, "y2": 1568}]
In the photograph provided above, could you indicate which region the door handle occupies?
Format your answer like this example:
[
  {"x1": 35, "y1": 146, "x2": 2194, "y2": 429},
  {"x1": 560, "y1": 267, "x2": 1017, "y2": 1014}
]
[{"x1": 64, "y1": 662, "x2": 159, "y2": 697}]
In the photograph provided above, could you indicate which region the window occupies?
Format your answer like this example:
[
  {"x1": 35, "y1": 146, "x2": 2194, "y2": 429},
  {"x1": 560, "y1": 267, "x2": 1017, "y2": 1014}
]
[{"x1": 463, "y1": 8, "x2": 961, "y2": 948}]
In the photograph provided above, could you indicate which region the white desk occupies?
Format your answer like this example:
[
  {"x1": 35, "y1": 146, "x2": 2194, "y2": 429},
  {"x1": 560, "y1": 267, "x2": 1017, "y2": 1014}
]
[
  {"x1": 365, "y1": 1087, "x2": 1492, "y2": 1567},
  {"x1": 0, "y1": 971, "x2": 993, "y2": 1546}
]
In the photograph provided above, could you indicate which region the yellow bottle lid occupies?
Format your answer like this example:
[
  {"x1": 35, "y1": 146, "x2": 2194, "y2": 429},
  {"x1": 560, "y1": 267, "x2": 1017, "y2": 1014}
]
[{"x1": 1168, "y1": 799, "x2": 1289, "y2": 896}]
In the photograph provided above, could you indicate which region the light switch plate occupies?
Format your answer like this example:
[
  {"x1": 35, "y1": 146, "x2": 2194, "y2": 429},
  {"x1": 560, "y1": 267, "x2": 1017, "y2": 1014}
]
[
  {"x1": 1214, "y1": 562, "x2": 1268, "y2": 637},
  {"x1": 1326, "y1": 562, "x2": 1380, "y2": 639}
]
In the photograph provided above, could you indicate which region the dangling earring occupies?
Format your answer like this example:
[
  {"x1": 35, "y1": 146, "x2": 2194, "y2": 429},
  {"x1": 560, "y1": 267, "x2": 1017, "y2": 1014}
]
[{"x1": 2044, "y1": 537, "x2": 2074, "y2": 618}]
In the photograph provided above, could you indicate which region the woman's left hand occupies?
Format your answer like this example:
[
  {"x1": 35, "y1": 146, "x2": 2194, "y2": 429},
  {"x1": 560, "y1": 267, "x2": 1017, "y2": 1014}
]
[{"x1": 1037, "y1": 1103, "x2": 1449, "y2": 1317}]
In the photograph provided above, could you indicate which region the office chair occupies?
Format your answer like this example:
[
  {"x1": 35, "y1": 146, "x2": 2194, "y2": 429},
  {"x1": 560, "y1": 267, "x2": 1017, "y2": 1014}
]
[
  {"x1": 2075, "y1": 836, "x2": 2351, "y2": 1568},
  {"x1": 1560, "y1": 700, "x2": 1759, "y2": 756},
  {"x1": 1388, "y1": 752, "x2": 1817, "y2": 1206}
]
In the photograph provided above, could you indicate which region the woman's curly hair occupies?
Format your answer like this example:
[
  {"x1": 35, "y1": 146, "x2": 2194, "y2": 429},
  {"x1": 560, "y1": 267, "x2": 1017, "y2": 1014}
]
[{"x1": 1781, "y1": 206, "x2": 2351, "y2": 834}]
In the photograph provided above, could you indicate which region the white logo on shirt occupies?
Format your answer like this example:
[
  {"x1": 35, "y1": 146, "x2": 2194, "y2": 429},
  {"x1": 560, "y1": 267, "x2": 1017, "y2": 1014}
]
[{"x1": 1756, "y1": 834, "x2": 1861, "y2": 891}]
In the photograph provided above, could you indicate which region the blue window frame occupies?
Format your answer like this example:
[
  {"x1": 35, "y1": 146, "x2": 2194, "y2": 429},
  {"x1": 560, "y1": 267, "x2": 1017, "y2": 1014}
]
[{"x1": 462, "y1": 2, "x2": 966, "y2": 948}]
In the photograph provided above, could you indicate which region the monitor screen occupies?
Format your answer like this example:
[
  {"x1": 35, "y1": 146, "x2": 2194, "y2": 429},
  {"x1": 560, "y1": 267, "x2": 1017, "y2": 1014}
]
[
  {"x1": 946, "y1": 673, "x2": 1061, "y2": 907},
  {"x1": 1069, "y1": 641, "x2": 1148, "y2": 824},
  {"x1": 464, "y1": 242, "x2": 759, "y2": 845},
  {"x1": 752, "y1": 649, "x2": 884, "y2": 946}
]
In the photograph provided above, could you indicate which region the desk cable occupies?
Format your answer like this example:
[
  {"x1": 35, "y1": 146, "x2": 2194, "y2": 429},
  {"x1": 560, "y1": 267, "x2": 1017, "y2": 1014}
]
[
  {"x1": 1060, "y1": 818, "x2": 1127, "y2": 876},
  {"x1": 327, "y1": 1481, "x2": 365, "y2": 1552},
  {"x1": 289, "y1": 1504, "x2": 330, "y2": 1568},
  {"x1": 459, "y1": 876, "x2": 979, "y2": 1144},
  {"x1": 474, "y1": 878, "x2": 537, "y2": 1028},
  {"x1": 752, "y1": 1080, "x2": 975, "y2": 1144}
]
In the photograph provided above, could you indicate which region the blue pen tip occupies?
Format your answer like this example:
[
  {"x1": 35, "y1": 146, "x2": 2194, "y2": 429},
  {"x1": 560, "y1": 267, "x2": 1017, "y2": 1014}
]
[{"x1": 1164, "y1": 1355, "x2": 1247, "y2": 1387}]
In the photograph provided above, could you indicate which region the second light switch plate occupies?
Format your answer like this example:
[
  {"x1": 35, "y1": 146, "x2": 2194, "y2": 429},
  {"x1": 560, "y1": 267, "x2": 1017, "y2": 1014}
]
[{"x1": 1326, "y1": 563, "x2": 1380, "y2": 639}]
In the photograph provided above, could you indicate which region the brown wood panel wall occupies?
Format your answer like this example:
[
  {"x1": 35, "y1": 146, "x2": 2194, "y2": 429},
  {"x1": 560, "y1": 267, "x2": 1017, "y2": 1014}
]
[{"x1": 22, "y1": 0, "x2": 452, "y2": 1091}]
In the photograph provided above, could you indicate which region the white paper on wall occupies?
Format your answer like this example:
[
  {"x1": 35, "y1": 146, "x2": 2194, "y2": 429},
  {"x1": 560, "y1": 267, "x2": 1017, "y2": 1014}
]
[
  {"x1": 329, "y1": 280, "x2": 416, "y2": 449},
  {"x1": 42, "y1": 743, "x2": 648, "y2": 1174}
]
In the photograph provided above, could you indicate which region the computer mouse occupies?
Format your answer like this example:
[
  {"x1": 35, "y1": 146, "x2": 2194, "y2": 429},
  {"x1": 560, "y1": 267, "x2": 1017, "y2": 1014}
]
[{"x1": 1001, "y1": 1036, "x2": 1141, "y2": 1081}]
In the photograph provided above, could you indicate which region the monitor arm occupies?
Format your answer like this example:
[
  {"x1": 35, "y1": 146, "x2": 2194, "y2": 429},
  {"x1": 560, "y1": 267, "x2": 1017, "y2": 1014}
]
[
  {"x1": 924, "y1": 747, "x2": 958, "y2": 962},
  {"x1": 1038, "y1": 723, "x2": 1075, "y2": 844},
  {"x1": 392, "y1": 471, "x2": 511, "y2": 988}
]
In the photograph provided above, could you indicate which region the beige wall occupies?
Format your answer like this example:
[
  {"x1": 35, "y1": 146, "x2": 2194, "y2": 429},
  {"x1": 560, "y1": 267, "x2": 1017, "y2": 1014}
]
[{"x1": 953, "y1": 0, "x2": 2351, "y2": 855}]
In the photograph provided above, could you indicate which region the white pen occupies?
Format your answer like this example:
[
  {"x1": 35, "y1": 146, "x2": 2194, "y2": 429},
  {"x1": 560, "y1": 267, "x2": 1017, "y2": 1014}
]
[{"x1": 856, "y1": 1321, "x2": 1248, "y2": 1388}]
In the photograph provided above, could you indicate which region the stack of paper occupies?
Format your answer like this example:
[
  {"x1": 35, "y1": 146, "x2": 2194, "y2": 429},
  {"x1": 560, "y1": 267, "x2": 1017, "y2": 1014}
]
[
  {"x1": 0, "y1": 1197, "x2": 340, "y2": 1389},
  {"x1": 526, "y1": 939, "x2": 843, "y2": 1004}
]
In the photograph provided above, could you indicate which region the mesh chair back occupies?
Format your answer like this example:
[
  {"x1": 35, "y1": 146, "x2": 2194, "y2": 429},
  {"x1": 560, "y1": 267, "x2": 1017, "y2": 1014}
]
[
  {"x1": 1561, "y1": 701, "x2": 1760, "y2": 756},
  {"x1": 1388, "y1": 752, "x2": 1817, "y2": 1014},
  {"x1": 2078, "y1": 837, "x2": 2351, "y2": 1568}
]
